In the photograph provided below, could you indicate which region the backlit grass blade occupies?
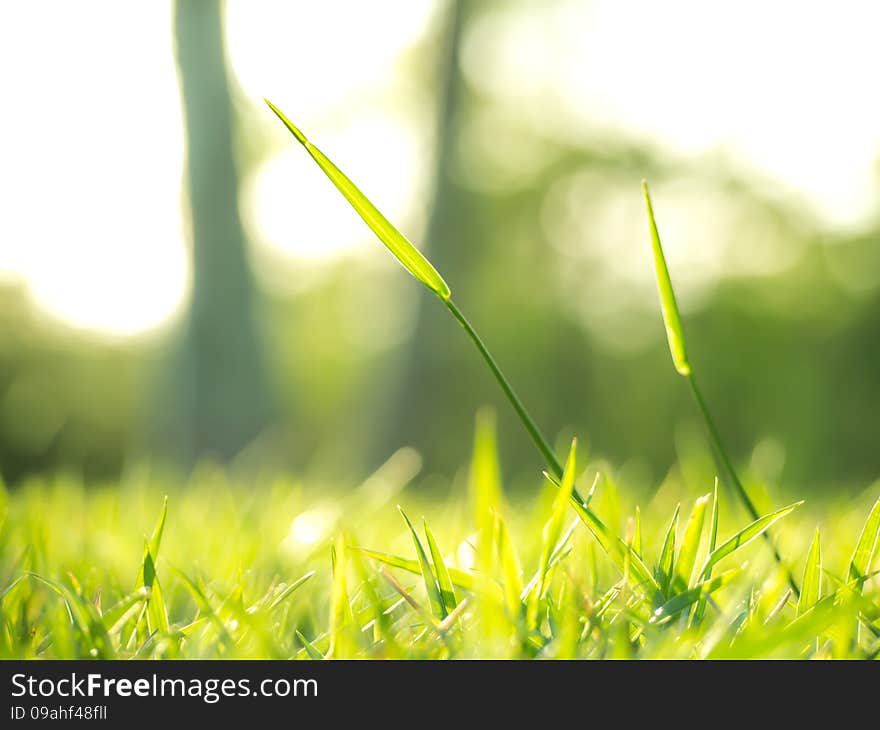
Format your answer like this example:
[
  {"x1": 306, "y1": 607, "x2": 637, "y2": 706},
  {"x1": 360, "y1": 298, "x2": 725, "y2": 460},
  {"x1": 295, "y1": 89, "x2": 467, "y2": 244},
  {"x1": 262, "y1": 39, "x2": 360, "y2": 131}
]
[
  {"x1": 848, "y1": 496, "x2": 880, "y2": 592},
  {"x1": 398, "y1": 506, "x2": 445, "y2": 619},
  {"x1": 329, "y1": 534, "x2": 355, "y2": 657},
  {"x1": 698, "y1": 501, "x2": 802, "y2": 580},
  {"x1": 265, "y1": 99, "x2": 450, "y2": 300},
  {"x1": 633, "y1": 506, "x2": 643, "y2": 559},
  {"x1": 142, "y1": 546, "x2": 169, "y2": 634},
  {"x1": 134, "y1": 496, "x2": 168, "y2": 589},
  {"x1": 642, "y1": 182, "x2": 797, "y2": 595},
  {"x1": 424, "y1": 520, "x2": 457, "y2": 612},
  {"x1": 642, "y1": 181, "x2": 689, "y2": 376},
  {"x1": 798, "y1": 528, "x2": 822, "y2": 616},
  {"x1": 357, "y1": 547, "x2": 478, "y2": 592},
  {"x1": 656, "y1": 504, "x2": 680, "y2": 596},
  {"x1": 537, "y1": 439, "x2": 578, "y2": 596},
  {"x1": 267, "y1": 571, "x2": 317, "y2": 612},
  {"x1": 266, "y1": 100, "x2": 577, "y2": 501},
  {"x1": 649, "y1": 568, "x2": 739, "y2": 625},
  {"x1": 677, "y1": 494, "x2": 709, "y2": 589},
  {"x1": 528, "y1": 440, "x2": 577, "y2": 626},
  {"x1": 128, "y1": 498, "x2": 170, "y2": 643}
]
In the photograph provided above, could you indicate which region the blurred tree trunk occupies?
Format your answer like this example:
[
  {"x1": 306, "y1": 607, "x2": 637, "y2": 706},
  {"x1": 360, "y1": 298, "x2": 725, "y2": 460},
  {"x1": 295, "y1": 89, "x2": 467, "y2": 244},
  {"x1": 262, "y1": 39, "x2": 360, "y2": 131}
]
[
  {"x1": 153, "y1": 0, "x2": 273, "y2": 464},
  {"x1": 379, "y1": 0, "x2": 479, "y2": 464}
]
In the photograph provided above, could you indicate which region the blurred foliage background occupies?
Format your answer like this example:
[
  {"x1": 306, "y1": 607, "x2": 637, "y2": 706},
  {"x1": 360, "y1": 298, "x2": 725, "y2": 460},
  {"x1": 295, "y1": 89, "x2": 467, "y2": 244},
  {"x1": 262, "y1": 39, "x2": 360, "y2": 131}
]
[{"x1": 1, "y1": 0, "x2": 878, "y2": 494}]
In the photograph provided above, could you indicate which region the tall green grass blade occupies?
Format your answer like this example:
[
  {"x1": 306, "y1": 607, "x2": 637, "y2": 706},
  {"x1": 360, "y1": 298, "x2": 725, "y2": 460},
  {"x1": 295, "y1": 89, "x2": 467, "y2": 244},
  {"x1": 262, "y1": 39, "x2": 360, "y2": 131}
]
[
  {"x1": 424, "y1": 521, "x2": 457, "y2": 612},
  {"x1": 677, "y1": 494, "x2": 709, "y2": 589},
  {"x1": 357, "y1": 547, "x2": 478, "y2": 592},
  {"x1": 266, "y1": 104, "x2": 587, "y2": 504},
  {"x1": 398, "y1": 507, "x2": 445, "y2": 619},
  {"x1": 698, "y1": 501, "x2": 802, "y2": 580},
  {"x1": 642, "y1": 181, "x2": 690, "y2": 376},
  {"x1": 798, "y1": 528, "x2": 822, "y2": 616},
  {"x1": 444, "y1": 300, "x2": 575, "y2": 494},
  {"x1": 265, "y1": 99, "x2": 450, "y2": 300},
  {"x1": 657, "y1": 504, "x2": 680, "y2": 596},
  {"x1": 643, "y1": 182, "x2": 797, "y2": 595},
  {"x1": 687, "y1": 379, "x2": 762, "y2": 528},
  {"x1": 269, "y1": 92, "x2": 584, "y2": 502},
  {"x1": 848, "y1": 496, "x2": 880, "y2": 592}
]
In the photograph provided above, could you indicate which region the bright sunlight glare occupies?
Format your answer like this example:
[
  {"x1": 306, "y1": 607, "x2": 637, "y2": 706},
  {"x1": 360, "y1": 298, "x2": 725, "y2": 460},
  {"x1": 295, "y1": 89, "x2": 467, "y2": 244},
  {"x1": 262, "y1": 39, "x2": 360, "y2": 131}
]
[{"x1": 0, "y1": 1, "x2": 188, "y2": 337}]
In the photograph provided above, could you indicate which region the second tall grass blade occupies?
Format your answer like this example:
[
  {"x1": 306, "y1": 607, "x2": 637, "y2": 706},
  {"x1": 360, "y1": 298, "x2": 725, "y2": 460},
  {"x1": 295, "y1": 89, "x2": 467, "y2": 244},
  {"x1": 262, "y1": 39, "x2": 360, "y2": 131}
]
[{"x1": 642, "y1": 180, "x2": 799, "y2": 597}]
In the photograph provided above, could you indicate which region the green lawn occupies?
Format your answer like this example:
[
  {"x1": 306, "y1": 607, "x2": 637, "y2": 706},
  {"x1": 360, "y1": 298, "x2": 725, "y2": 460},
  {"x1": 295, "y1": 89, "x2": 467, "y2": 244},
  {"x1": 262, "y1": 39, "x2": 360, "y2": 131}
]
[{"x1": 2, "y1": 427, "x2": 877, "y2": 660}]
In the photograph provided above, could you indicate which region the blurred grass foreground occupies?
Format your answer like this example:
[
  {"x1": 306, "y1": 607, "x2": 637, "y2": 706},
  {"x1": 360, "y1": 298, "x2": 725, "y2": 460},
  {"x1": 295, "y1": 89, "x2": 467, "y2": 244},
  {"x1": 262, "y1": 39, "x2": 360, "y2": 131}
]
[{"x1": 1, "y1": 1, "x2": 880, "y2": 659}]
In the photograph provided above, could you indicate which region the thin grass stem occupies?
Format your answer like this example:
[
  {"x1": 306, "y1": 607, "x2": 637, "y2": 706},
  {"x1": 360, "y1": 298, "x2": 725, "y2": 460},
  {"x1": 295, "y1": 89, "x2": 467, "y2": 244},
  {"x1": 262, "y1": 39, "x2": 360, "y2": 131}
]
[
  {"x1": 444, "y1": 299, "x2": 585, "y2": 504},
  {"x1": 687, "y1": 373, "x2": 800, "y2": 597}
]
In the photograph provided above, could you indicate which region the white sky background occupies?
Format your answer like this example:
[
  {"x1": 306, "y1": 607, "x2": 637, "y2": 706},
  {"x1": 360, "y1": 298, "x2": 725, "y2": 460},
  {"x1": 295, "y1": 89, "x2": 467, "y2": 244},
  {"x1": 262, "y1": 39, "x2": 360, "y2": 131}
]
[{"x1": 0, "y1": 0, "x2": 878, "y2": 337}]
